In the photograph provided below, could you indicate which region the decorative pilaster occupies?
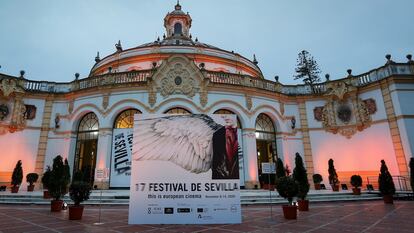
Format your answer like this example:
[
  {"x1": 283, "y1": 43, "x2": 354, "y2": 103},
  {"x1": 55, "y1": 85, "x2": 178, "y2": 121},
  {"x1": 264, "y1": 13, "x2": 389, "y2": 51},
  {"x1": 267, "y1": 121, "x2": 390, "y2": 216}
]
[
  {"x1": 34, "y1": 99, "x2": 54, "y2": 182},
  {"x1": 380, "y1": 81, "x2": 409, "y2": 177},
  {"x1": 241, "y1": 128, "x2": 259, "y2": 189},
  {"x1": 298, "y1": 101, "x2": 315, "y2": 188}
]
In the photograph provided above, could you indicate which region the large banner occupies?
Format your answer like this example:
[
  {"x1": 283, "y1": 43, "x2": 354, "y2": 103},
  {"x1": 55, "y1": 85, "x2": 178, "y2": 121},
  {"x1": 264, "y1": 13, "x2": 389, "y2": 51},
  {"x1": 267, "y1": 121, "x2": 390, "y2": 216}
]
[
  {"x1": 129, "y1": 114, "x2": 241, "y2": 224},
  {"x1": 110, "y1": 128, "x2": 133, "y2": 187}
]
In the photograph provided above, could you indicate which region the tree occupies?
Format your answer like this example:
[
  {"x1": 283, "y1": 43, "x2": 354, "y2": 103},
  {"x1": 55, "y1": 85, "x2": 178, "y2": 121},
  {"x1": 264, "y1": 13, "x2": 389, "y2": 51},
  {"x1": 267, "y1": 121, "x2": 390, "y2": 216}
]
[
  {"x1": 294, "y1": 50, "x2": 321, "y2": 91},
  {"x1": 48, "y1": 155, "x2": 71, "y2": 200},
  {"x1": 11, "y1": 160, "x2": 23, "y2": 187},
  {"x1": 328, "y1": 159, "x2": 339, "y2": 186},
  {"x1": 378, "y1": 160, "x2": 395, "y2": 196},
  {"x1": 292, "y1": 153, "x2": 310, "y2": 200},
  {"x1": 276, "y1": 158, "x2": 286, "y2": 179}
]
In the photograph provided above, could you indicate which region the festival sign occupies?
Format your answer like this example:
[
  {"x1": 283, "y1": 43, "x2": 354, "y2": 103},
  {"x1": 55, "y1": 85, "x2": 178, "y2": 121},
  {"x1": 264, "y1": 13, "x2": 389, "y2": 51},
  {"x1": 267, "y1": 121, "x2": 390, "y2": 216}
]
[
  {"x1": 128, "y1": 114, "x2": 241, "y2": 224},
  {"x1": 110, "y1": 128, "x2": 133, "y2": 187}
]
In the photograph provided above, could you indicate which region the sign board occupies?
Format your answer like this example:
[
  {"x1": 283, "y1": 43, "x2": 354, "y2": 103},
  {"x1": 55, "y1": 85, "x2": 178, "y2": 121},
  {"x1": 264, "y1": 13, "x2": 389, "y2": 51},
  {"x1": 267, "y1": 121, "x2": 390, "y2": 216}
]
[
  {"x1": 95, "y1": 168, "x2": 109, "y2": 182},
  {"x1": 261, "y1": 162, "x2": 276, "y2": 174},
  {"x1": 128, "y1": 114, "x2": 241, "y2": 224},
  {"x1": 110, "y1": 128, "x2": 133, "y2": 187}
]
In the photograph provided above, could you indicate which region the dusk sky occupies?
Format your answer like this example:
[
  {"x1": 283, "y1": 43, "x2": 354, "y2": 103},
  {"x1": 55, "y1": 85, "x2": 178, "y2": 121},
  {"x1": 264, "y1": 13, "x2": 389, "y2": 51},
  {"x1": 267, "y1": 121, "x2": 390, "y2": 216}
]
[{"x1": 1, "y1": 0, "x2": 413, "y2": 84}]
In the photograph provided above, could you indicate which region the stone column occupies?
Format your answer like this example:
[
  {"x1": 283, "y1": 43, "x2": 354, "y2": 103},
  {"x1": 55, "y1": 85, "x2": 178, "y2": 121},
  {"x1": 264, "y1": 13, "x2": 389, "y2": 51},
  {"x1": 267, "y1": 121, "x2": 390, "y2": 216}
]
[
  {"x1": 241, "y1": 128, "x2": 259, "y2": 189},
  {"x1": 94, "y1": 128, "x2": 113, "y2": 189}
]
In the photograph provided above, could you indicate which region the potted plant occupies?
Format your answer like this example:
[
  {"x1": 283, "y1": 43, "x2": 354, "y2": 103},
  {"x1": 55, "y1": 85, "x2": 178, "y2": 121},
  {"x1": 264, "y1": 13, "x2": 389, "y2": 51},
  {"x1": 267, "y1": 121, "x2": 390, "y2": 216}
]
[
  {"x1": 328, "y1": 159, "x2": 339, "y2": 191},
  {"x1": 41, "y1": 166, "x2": 52, "y2": 198},
  {"x1": 410, "y1": 158, "x2": 414, "y2": 193},
  {"x1": 11, "y1": 160, "x2": 23, "y2": 193},
  {"x1": 313, "y1": 174, "x2": 323, "y2": 190},
  {"x1": 47, "y1": 156, "x2": 71, "y2": 211},
  {"x1": 69, "y1": 171, "x2": 91, "y2": 220},
  {"x1": 276, "y1": 176, "x2": 298, "y2": 219},
  {"x1": 350, "y1": 175, "x2": 362, "y2": 195},
  {"x1": 26, "y1": 173, "x2": 39, "y2": 192},
  {"x1": 293, "y1": 153, "x2": 310, "y2": 211},
  {"x1": 378, "y1": 160, "x2": 395, "y2": 204}
]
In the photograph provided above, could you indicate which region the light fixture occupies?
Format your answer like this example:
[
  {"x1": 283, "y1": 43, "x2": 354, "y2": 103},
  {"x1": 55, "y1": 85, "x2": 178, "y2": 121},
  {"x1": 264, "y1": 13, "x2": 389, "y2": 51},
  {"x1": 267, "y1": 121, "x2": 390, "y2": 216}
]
[
  {"x1": 62, "y1": 202, "x2": 68, "y2": 210},
  {"x1": 255, "y1": 132, "x2": 260, "y2": 138},
  {"x1": 291, "y1": 117, "x2": 296, "y2": 129}
]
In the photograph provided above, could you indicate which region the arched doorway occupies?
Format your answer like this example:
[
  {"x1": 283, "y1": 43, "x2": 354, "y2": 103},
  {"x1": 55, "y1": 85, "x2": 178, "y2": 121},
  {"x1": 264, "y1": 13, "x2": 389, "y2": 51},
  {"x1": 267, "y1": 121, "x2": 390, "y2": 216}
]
[
  {"x1": 110, "y1": 109, "x2": 141, "y2": 188},
  {"x1": 255, "y1": 113, "x2": 277, "y2": 180},
  {"x1": 164, "y1": 107, "x2": 191, "y2": 114},
  {"x1": 174, "y1": 22, "x2": 182, "y2": 35},
  {"x1": 74, "y1": 112, "x2": 99, "y2": 184}
]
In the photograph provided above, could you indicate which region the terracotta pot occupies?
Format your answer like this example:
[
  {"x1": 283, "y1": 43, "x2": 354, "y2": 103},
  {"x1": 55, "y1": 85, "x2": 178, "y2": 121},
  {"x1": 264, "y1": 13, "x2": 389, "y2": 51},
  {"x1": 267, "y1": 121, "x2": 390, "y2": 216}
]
[
  {"x1": 69, "y1": 205, "x2": 84, "y2": 220},
  {"x1": 262, "y1": 184, "x2": 275, "y2": 191},
  {"x1": 27, "y1": 185, "x2": 35, "y2": 192},
  {"x1": 51, "y1": 200, "x2": 64, "y2": 212},
  {"x1": 282, "y1": 205, "x2": 297, "y2": 219},
  {"x1": 298, "y1": 199, "x2": 309, "y2": 211},
  {"x1": 314, "y1": 183, "x2": 321, "y2": 190},
  {"x1": 43, "y1": 190, "x2": 51, "y2": 199},
  {"x1": 11, "y1": 186, "x2": 19, "y2": 193},
  {"x1": 383, "y1": 195, "x2": 393, "y2": 204},
  {"x1": 332, "y1": 184, "x2": 339, "y2": 192},
  {"x1": 352, "y1": 187, "x2": 361, "y2": 195}
]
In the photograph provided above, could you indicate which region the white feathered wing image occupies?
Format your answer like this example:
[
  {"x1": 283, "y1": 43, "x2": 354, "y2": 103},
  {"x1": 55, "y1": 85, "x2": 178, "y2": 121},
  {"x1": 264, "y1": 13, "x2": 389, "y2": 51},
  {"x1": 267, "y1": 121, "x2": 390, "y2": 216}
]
[{"x1": 133, "y1": 114, "x2": 223, "y2": 174}]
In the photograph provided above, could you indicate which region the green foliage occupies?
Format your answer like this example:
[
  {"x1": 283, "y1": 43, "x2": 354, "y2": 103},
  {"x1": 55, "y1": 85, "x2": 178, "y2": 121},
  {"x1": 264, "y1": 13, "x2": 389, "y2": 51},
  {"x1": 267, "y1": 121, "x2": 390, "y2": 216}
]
[
  {"x1": 69, "y1": 171, "x2": 91, "y2": 206},
  {"x1": 294, "y1": 50, "x2": 321, "y2": 89},
  {"x1": 378, "y1": 160, "x2": 396, "y2": 195},
  {"x1": 26, "y1": 173, "x2": 39, "y2": 185},
  {"x1": 410, "y1": 158, "x2": 414, "y2": 193},
  {"x1": 312, "y1": 174, "x2": 323, "y2": 184},
  {"x1": 11, "y1": 160, "x2": 23, "y2": 187},
  {"x1": 350, "y1": 175, "x2": 362, "y2": 188},
  {"x1": 276, "y1": 158, "x2": 286, "y2": 179},
  {"x1": 41, "y1": 166, "x2": 51, "y2": 189},
  {"x1": 292, "y1": 153, "x2": 310, "y2": 200},
  {"x1": 48, "y1": 155, "x2": 71, "y2": 200},
  {"x1": 276, "y1": 176, "x2": 298, "y2": 205},
  {"x1": 328, "y1": 159, "x2": 339, "y2": 185}
]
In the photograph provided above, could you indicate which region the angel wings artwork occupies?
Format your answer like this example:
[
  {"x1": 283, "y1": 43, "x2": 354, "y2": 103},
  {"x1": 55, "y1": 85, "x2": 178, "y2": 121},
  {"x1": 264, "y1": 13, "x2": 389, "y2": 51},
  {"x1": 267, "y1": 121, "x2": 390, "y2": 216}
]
[{"x1": 132, "y1": 114, "x2": 239, "y2": 179}]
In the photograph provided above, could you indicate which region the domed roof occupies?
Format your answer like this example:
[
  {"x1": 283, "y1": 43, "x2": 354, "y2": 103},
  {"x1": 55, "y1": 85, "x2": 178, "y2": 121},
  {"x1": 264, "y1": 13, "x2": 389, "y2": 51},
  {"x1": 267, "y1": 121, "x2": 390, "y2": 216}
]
[{"x1": 90, "y1": 3, "x2": 263, "y2": 79}]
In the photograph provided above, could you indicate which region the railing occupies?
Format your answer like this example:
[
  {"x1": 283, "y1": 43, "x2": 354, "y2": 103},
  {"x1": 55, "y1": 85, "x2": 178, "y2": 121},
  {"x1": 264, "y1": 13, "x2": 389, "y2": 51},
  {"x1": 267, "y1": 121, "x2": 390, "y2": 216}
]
[
  {"x1": 366, "y1": 175, "x2": 412, "y2": 192},
  {"x1": 1, "y1": 63, "x2": 413, "y2": 95}
]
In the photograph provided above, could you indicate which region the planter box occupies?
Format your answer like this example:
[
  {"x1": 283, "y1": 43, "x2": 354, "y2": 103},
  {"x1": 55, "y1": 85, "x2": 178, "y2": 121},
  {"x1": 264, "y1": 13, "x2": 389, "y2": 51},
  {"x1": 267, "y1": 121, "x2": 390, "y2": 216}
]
[{"x1": 282, "y1": 205, "x2": 297, "y2": 219}]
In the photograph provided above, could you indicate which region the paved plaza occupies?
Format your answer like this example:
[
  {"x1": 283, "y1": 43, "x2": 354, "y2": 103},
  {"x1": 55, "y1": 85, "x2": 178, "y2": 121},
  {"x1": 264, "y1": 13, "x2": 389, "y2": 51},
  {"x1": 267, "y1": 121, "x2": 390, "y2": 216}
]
[{"x1": 0, "y1": 200, "x2": 413, "y2": 233}]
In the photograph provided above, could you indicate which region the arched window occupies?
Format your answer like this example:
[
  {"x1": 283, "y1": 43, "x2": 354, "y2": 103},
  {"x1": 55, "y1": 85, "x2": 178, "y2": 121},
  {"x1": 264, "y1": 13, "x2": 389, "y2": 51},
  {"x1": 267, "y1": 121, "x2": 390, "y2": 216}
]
[
  {"x1": 174, "y1": 22, "x2": 182, "y2": 35},
  {"x1": 213, "y1": 109, "x2": 242, "y2": 129},
  {"x1": 114, "y1": 109, "x2": 142, "y2": 129},
  {"x1": 164, "y1": 107, "x2": 191, "y2": 114},
  {"x1": 74, "y1": 112, "x2": 99, "y2": 184},
  {"x1": 255, "y1": 113, "x2": 277, "y2": 181}
]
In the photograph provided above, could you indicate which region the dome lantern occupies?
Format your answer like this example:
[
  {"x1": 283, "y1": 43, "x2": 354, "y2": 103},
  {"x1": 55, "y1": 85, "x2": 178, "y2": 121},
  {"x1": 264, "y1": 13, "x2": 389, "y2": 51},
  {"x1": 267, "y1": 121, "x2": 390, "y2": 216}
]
[{"x1": 164, "y1": 1, "x2": 192, "y2": 38}]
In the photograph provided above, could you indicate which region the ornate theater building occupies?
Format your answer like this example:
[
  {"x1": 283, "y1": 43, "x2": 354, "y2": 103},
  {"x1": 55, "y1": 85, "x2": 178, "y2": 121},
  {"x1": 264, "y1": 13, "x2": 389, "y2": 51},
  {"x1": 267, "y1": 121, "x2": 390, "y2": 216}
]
[{"x1": 1, "y1": 3, "x2": 413, "y2": 190}]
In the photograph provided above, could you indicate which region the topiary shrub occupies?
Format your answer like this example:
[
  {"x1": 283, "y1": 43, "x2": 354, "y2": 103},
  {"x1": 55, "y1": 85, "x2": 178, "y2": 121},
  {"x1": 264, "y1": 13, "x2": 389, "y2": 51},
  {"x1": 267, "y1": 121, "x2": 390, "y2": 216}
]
[
  {"x1": 312, "y1": 174, "x2": 323, "y2": 184},
  {"x1": 378, "y1": 160, "x2": 395, "y2": 196},
  {"x1": 41, "y1": 166, "x2": 52, "y2": 189},
  {"x1": 293, "y1": 153, "x2": 309, "y2": 200},
  {"x1": 26, "y1": 173, "x2": 39, "y2": 185},
  {"x1": 276, "y1": 176, "x2": 298, "y2": 205},
  {"x1": 276, "y1": 158, "x2": 286, "y2": 179},
  {"x1": 69, "y1": 171, "x2": 91, "y2": 206},
  {"x1": 350, "y1": 175, "x2": 362, "y2": 188},
  {"x1": 48, "y1": 156, "x2": 71, "y2": 201},
  {"x1": 328, "y1": 158, "x2": 339, "y2": 186},
  {"x1": 11, "y1": 160, "x2": 23, "y2": 187}
]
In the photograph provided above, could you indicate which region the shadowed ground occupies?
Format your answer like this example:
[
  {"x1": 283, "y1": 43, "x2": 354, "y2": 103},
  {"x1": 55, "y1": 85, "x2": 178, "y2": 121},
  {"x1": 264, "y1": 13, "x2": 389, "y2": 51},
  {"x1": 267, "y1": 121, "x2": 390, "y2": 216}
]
[{"x1": 0, "y1": 201, "x2": 413, "y2": 233}]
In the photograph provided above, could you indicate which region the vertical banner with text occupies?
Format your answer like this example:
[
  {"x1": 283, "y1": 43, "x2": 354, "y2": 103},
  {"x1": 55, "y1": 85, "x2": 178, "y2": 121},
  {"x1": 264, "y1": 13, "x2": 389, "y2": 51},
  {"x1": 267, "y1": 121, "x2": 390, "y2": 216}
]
[
  {"x1": 128, "y1": 114, "x2": 241, "y2": 224},
  {"x1": 110, "y1": 128, "x2": 133, "y2": 187}
]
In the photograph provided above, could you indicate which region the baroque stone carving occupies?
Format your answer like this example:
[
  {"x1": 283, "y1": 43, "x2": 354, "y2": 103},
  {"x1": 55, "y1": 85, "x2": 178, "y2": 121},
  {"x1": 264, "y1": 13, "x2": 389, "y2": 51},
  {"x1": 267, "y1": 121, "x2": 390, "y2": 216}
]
[
  {"x1": 24, "y1": 105, "x2": 36, "y2": 120},
  {"x1": 9, "y1": 96, "x2": 27, "y2": 133},
  {"x1": 363, "y1": 98, "x2": 377, "y2": 114},
  {"x1": 245, "y1": 95, "x2": 252, "y2": 110},
  {"x1": 313, "y1": 106, "x2": 324, "y2": 121},
  {"x1": 159, "y1": 63, "x2": 196, "y2": 98},
  {"x1": 102, "y1": 94, "x2": 109, "y2": 110},
  {"x1": 0, "y1": 104, "x2": 9, "y2": 120},
  {"x1": 325, "y1": 81, "x2": 356, "y2": 100},
  {"x1": 0, "y1": 78, "x2": 24, "y2": 98}
]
